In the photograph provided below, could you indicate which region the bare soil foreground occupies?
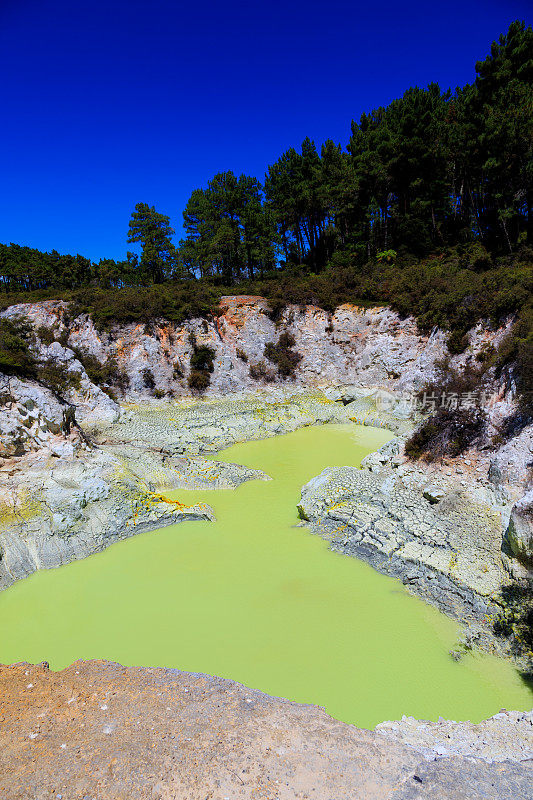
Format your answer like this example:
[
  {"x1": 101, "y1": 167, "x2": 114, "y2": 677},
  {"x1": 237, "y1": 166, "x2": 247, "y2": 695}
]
[{"x1": 1, "y1": 661, "x2": 531, "y2": 800}]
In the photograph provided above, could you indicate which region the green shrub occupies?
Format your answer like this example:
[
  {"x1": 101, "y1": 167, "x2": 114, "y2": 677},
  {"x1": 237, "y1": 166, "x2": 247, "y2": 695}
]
[
  {"x1": 458, "y1": 242, "x2": 492, "y2": 271},
  {"x1": 142, "y1": 368, "x2": 156, "y2": 390},
  {"x1": 493, "y1": 583, "x2": 533, "y2": 664},
  {"x1": 405, "y1": 408, "x2": 485, "y2": 461},
  {"x1": 249, "y1": 360, "x2": 275, "y2": 382},
  {"x1": 69, "y1": 282, "x2": 220, "y2": 331},
  {"x1": 404, "y1": 362, "x2": 487, "y2": 460},
  {"x1": 186, "y1": 334, "x2": 215, "y2": 391},
  {"x1": 71, "y1": 348, "x2": 130, "y2": 395},
  {"x1": 36, "y1": 360, "x2": 82, "y2": 395},
  {"x1": 36, "y1": 325, "x2": 56, "y2": 345},
  {"x1": 0, "y1": 390, "x2": 15, "y2": 406},
  {"x1": 377, "y1": 249, "x2": 397, "y2": 264},
  {"x1": 493, "y1": 301, "x2": 533, "y2": 429},
  {"x1": 264, "y1": 331, "x2": 302, "y2": 378},
  {"x1": 190, "y1": 345, "x2": 215, "y2": 373},
  {"x1": 236, "y1": 347, "x2": 248, "y2": 362},
  {"x1": 447, "y1": 330, "x2": 470, "y2": 355},
  {"x1": 187, "y1": 369, "x2": 210, "y2": 391},
  {"x1": 0, "y1": 318, "x2": 36, "y2": 378}
]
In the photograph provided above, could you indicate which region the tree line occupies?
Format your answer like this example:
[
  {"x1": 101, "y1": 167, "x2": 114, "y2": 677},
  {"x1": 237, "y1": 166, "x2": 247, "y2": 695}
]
[{"x1": 0, "y1": 20, "x2": 531, "y2": 292}]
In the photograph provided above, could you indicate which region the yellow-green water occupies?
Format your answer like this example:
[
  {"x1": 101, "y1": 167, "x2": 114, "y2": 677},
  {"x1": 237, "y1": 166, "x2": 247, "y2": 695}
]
[{"x1": 0, "y1": 424, "x2": 530, "y2": 727}]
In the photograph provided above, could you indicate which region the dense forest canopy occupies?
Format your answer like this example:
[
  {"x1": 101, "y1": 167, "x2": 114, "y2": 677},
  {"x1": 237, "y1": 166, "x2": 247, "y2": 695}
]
[{"x1": 1, "y1": 21, "x2": 531, "y2": 292}]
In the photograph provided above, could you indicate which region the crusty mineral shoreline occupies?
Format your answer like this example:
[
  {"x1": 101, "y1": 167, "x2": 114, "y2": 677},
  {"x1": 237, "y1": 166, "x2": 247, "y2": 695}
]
[
  {"x1": 0, "y1": 385, "x2": 393, "y2": 591},
  {"x1": 0, "y1": 383, "x2": 529, "y2": 664},
  {"x1": 0, "y1": 660, "x2": 531, "y2": 800}
]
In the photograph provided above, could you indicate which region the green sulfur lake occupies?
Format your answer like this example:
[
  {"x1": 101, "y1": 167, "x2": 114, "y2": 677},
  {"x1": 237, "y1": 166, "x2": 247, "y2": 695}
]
[{"x1": 0, "y1": 423, "x2": 530, "y2": 728}]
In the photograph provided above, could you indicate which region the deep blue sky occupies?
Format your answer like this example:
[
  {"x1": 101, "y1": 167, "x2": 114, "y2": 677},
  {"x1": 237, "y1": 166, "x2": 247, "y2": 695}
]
[{"x1": 1, "y1": 0, "x2": 529, "y2": 262}]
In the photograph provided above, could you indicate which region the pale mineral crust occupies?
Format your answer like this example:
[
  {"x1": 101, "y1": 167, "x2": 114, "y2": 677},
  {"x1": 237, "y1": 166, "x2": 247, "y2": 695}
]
[{"x1": 0, "y1": 661, "x2": 531, "y2": 800}]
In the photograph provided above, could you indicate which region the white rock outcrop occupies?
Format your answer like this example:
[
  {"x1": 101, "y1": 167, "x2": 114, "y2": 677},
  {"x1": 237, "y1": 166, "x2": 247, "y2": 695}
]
[{"x1": 506, "y1": 489, "x2": 533, "y2": 566}]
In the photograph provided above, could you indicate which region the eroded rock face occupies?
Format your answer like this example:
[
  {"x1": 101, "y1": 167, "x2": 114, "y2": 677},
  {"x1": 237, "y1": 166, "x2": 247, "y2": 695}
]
[
  {"x1": 39, "y1": 340, "x2": 120, "y2": 424},
  {"x1": 297, "y1": 458, "x2": 507, "y2": 624},
  {"x1": 0, "y1": 297, "x2": 522, "y2": 455},
  {"x1": 376, "y1": 711, "x2": 533, "y2": 763},
  {"x1": 0, "y1": 443, "x2": 216, "y2": 590},
  {"x1": 506, "y1": 489, "x2": 533, "y2": 566},
  {"x1": 0, "y1": 296, "x2": 474, "y2": 398},
  {"x1": 0, "y1": 376, "x2": 67, "y2": 457},
  {"x1": 0, "y1": 370, "x2": 117, "y2": 458},
  {"x1": 0, "y1": 661, "x2": 530, "y2": 800},
  {"x1": 488, "y1": 425, "x2": 533, "y2": 498},
  {"x1": 0, "y1": 307, "x2": 119, "y2": 457}
]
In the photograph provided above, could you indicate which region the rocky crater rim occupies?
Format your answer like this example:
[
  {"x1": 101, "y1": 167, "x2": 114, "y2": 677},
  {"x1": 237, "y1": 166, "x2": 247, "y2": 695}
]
[
  {"x1": 1, "y1": 659, "x2": 531, "y2": 800},
  {"x1": 4, "y1": 658, "x2": 532, "y2": 761}
]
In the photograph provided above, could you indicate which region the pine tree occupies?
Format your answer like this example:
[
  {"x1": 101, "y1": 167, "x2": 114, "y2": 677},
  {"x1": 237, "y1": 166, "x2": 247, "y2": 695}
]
[{"x1": 127, "y1": 202, "x2": 178, "y2": 284}]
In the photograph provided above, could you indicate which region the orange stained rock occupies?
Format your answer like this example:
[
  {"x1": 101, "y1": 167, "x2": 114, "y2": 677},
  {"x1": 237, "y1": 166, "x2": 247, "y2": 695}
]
[{"x1": 0, "y1": 660, "x2": 530, "y2": 800}]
